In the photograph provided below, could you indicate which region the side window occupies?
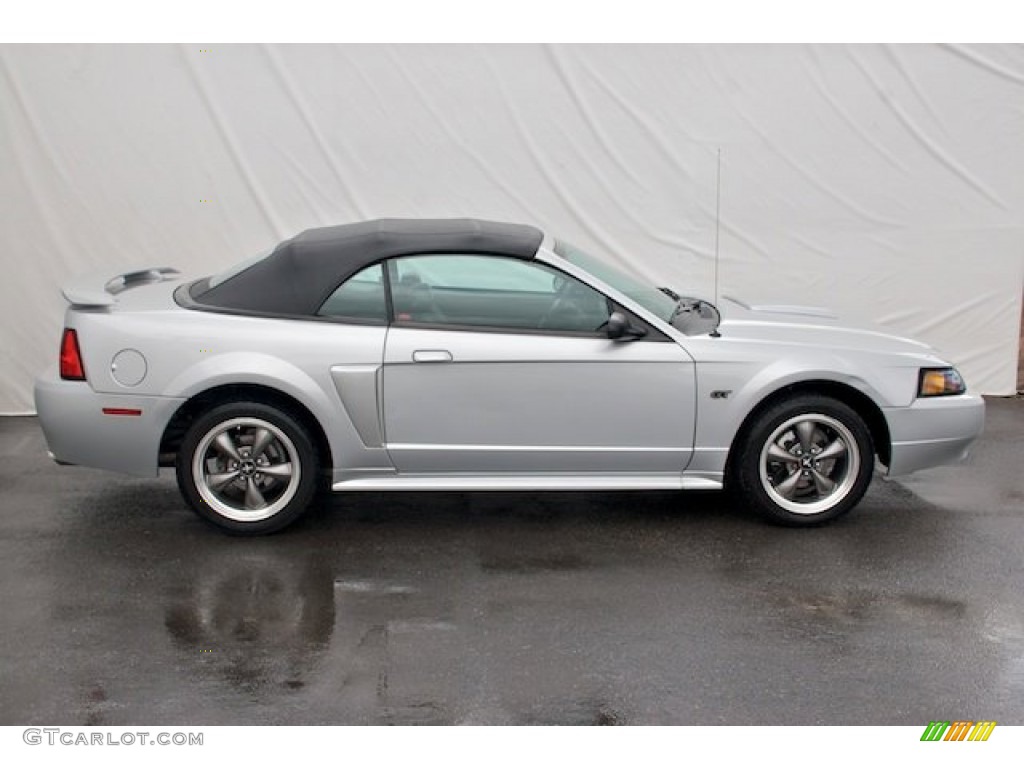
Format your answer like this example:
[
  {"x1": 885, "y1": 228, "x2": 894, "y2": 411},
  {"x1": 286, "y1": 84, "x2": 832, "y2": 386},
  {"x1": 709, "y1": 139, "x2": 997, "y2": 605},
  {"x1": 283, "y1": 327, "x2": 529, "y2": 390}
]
[
  {"x1": 317, "y1": 263, "x2": 387, "y2": 322},
  {"x1": 388, "y1": 254, "x2": 610, "y2": 334}
]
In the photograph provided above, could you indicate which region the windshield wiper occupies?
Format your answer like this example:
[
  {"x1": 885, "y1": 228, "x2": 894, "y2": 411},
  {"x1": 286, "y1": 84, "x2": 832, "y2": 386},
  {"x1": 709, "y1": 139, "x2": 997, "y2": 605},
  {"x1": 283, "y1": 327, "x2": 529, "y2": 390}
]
[
  {"x1": 669, "y1": 298, "x2": 700, "y2": 322},
  {"x1": 658, "y1": 286, "x2": 681, "y2": 301}
]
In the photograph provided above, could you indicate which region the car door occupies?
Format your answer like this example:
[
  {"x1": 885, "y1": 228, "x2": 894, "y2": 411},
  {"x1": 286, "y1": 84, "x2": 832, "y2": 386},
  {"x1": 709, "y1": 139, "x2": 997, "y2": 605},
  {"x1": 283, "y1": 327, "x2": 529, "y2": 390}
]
[{"x1": 381, "y1": 254, "x2": 696, "y2": 475}]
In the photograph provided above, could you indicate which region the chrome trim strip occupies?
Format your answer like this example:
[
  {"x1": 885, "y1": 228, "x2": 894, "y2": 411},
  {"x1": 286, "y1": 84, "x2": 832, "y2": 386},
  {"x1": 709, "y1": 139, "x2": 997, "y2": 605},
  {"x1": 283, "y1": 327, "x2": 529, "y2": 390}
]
[
  {"x1": 891, "y1": 435, "x2": 977, "y2": 447},
  {"x1": 385, "y1": 443, "x2": 689, "y2": 453},
  {"x1": 332, "y1": 474, "x2": 722, "y2": 492}
]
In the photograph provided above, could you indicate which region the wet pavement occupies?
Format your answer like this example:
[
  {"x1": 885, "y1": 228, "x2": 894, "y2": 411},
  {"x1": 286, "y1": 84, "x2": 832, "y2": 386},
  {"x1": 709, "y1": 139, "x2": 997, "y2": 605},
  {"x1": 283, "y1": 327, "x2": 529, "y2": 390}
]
[{"x1": 1, "y1": 398, "x2": 1022, "y2": 725}]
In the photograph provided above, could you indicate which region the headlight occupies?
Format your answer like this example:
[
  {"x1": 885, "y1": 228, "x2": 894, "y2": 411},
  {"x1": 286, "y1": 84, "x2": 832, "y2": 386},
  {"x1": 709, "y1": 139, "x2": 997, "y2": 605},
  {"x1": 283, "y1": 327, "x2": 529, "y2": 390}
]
[{"x1": 918, "y1": 367, "x2": 966, "y2": 397}]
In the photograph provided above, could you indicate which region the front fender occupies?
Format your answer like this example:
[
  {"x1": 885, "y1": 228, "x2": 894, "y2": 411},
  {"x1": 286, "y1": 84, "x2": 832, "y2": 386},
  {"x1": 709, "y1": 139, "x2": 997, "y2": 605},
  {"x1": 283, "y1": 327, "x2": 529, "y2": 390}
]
[{"x1": 685, "y1": 345, "x2": 920, "y2": 477}]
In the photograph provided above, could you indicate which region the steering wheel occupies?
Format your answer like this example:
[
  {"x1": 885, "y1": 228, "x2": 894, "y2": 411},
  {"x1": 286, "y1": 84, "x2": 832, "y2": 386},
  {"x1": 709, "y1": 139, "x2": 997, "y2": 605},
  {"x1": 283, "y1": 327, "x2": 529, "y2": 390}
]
[{"x1": 537, "y1": 281, "x2": 581, "y2": 329}]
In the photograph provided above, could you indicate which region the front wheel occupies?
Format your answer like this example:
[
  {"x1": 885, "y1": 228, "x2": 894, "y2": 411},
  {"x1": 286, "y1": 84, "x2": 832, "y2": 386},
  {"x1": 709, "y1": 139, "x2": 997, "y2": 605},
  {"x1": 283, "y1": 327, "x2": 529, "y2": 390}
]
[
  {"x1": 731, "y1": 395, "x2": 874, "y2": 526},
  {"x1": 176, "y1": 402, "x2": 320, "y2": 535}
]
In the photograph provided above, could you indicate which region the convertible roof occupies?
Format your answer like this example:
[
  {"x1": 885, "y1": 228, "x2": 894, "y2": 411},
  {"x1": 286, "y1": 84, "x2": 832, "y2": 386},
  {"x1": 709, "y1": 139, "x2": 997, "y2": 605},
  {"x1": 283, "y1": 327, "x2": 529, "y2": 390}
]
[{"x1": 194, "y1": 218, "x2": 544, "y2": 315}]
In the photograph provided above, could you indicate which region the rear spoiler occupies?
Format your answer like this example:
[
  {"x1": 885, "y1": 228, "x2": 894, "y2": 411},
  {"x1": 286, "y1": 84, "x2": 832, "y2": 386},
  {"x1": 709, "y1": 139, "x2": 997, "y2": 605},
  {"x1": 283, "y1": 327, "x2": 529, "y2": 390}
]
[{"x1": 61, "y1": 267, "x2": 180, "y2": 307}]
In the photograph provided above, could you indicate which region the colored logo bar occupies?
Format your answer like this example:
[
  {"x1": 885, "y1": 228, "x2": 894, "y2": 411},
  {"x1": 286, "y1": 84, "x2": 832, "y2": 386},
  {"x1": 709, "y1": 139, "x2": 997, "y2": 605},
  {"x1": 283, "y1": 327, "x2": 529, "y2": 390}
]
[{"x1": 920, "y1": 721, "x2": 996, "y2": 741}]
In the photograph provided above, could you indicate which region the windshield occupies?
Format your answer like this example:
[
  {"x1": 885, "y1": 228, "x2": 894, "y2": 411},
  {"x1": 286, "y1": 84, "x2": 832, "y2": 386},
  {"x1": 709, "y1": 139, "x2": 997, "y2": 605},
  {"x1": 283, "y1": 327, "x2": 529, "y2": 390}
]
[
  {"x1": 555, "y1": 239, "x2": 721, "y2": 336},
  {"x1": 554, "y1": 240, "x2": 677, "y2": 321}
]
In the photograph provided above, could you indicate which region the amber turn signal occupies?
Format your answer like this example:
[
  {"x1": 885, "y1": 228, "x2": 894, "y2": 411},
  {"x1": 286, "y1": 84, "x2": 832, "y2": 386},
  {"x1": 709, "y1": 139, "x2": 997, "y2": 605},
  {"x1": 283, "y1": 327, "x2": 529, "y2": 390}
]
[{"x1": 918, "y1": 367, "x2": 965, "y2": 397}]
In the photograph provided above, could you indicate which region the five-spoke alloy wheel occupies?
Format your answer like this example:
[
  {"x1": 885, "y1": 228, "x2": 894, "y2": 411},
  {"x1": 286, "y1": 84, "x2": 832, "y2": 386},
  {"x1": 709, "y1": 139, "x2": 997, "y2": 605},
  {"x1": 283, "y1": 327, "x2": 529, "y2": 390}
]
[
  {"x1": 732, "y1": 395, "x2": 874, "y2": 525},
  {"x1": 177, "y1": 402, "x2": 319, "y2": 534}
]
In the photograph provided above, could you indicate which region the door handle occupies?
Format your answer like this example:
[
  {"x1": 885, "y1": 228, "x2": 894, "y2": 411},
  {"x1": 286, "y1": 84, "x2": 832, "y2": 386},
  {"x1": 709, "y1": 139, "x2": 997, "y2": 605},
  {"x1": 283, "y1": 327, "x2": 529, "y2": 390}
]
[{"x1": 412, "y1": 349, "x2": 453, "y2": 363}]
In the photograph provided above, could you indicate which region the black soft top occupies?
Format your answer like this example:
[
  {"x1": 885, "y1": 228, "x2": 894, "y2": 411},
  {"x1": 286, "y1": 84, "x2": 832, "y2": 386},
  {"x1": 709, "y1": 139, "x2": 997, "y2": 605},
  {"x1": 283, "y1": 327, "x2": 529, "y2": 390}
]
[{"x1": 193, "y1": 218, "x2": 544, "y2": 315}]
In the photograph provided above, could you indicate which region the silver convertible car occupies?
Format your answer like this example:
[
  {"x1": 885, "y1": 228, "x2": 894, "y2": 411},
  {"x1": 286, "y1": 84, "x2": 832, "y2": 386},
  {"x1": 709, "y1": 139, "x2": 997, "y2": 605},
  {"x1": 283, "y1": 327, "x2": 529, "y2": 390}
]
[{"x1": 35, "y1": 219, "x2": 984, "y2": 534}]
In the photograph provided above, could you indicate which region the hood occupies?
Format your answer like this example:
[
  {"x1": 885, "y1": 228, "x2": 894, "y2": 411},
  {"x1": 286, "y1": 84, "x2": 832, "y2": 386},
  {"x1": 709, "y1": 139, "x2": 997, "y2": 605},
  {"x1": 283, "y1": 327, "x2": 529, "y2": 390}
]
[{"x1": 717, "y1": 295, "x2": 936, "y2": 356}]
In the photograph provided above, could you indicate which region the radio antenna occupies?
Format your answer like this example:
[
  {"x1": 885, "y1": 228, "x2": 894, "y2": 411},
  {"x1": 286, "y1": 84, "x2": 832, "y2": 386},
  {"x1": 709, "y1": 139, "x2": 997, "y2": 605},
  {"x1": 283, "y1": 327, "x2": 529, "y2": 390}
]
[{"x1": 714, "y1": 147, "x2": 722, "y2": 306}]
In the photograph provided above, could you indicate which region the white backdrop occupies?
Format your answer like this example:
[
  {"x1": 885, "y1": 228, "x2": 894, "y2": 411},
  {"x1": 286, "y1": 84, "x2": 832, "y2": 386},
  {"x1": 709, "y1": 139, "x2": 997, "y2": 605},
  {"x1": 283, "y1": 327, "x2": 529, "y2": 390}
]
[{"x1": 1, "y1": 44, "x2": 1022, "y2": 413}]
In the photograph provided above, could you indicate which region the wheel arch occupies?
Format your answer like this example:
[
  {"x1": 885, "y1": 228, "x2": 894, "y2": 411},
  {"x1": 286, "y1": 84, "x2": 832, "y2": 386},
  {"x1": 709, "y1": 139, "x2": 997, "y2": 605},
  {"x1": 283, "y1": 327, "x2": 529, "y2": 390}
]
[
  {"x1": 724, "y1": 379, "x2": 891, "y2": 485},
  {"x1": 159, "y1": 383, "x2": 333, "y2": 472}
]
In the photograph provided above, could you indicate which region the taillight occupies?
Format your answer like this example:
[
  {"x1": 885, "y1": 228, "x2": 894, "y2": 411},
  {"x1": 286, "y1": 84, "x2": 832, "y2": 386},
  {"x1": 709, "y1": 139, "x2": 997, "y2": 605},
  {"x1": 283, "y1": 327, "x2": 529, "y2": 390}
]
[{"x1": 59, "y1": 328, "x2": 87, "y2": 381}]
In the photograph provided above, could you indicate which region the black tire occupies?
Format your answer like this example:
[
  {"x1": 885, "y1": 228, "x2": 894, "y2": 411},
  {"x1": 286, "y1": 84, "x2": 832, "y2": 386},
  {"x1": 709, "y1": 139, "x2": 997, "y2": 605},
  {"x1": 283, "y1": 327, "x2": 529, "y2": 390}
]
[
  {"x1": 730, "y1": 395, "x2": 874, "y2": 526},
  {"x1": 176, "y1": 401, "x2": 320, "y2": 535}
]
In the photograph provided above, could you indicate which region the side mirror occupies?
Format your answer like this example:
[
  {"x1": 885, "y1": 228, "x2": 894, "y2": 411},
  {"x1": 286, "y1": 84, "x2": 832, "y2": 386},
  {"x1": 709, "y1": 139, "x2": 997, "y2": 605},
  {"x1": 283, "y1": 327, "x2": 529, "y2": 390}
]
[{"x1": 606, "y1": 310, "x2": 646, "y2": 341}]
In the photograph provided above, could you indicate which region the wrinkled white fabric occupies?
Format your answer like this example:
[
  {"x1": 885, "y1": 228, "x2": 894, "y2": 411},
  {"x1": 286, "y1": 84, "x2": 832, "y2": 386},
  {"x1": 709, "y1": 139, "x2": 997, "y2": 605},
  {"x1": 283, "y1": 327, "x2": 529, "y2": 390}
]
[{"x1": 1, "y1": 44, "x2": 1022, "y2": 412}]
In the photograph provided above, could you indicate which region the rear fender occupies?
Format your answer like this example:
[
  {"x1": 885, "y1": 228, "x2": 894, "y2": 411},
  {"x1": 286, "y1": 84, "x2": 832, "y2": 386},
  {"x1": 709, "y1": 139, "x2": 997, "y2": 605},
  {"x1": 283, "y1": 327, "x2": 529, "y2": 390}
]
[{"x1": 164, "y1": 352, "x2": 351, "y2": 468}]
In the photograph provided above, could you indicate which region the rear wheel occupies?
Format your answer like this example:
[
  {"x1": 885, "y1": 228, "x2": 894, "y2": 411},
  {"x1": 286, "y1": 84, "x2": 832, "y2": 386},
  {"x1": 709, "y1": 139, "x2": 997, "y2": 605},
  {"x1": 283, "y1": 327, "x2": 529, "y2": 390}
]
[
  {"x1": 731, "y1": 395, "x2": 874, "y2": 526},
  {"x1": 176, "y1": 402, "x2": 319, "y2": 534}
]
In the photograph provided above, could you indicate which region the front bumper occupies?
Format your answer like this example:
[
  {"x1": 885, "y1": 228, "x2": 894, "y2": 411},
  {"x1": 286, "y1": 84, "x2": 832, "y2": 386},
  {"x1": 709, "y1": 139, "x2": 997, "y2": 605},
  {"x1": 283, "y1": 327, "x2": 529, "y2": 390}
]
[
  {"x1": 34, "y1": 368, "x2": 185, "y2": 478},
  {"x1": 883, "y1": 393, "x2": 985, "y2": 476}
]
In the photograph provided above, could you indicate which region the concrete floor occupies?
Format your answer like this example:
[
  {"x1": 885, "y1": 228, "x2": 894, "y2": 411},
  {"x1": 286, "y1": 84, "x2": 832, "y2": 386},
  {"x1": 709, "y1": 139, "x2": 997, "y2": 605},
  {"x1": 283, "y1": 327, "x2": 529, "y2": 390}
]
[{"x1": 1, "y1": 398, "x2": 1022, "y2": 725}]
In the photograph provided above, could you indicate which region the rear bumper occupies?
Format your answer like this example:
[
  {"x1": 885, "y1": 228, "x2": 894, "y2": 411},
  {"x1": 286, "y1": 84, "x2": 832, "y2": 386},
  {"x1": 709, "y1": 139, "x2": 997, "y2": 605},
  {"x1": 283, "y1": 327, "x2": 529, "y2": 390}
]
[
  {"x1": 884, "y1": 393, "x2": 985, "y2": 476},
  {"x1": 34, "y1": 368, "x2": 185, "y2": 477}
]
